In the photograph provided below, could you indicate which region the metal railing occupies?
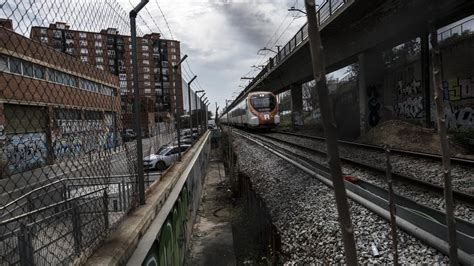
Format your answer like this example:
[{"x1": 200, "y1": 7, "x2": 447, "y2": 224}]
[
  {"x1": 438, "y1": 18, "x2": 474, "y2": 41},
  {"x1": 231, "y1": 0, "x2": 349, "y2": 110}
]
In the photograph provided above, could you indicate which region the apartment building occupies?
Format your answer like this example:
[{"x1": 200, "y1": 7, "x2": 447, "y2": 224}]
[
  {"x1": 30, "y1": 22, "x2": 183, "y2": 135},
  {"x1": 0, "y1": 20, "x2": 120, "y2": 175}
]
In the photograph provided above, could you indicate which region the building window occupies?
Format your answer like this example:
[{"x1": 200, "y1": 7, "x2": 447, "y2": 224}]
[
  {"x1": 95, "y1": 41, "x2": 102, "y2": 47},
  {"x1": 109, "y1": 59, "x2": 115, "y2": 65},
  {"x1": 66, "y1": 48, "x2": 74, "y2": 55},
  {"x1": 40, "y1": 28, "x2": 47, "y2": 35},
  {"x1": 79, "y1": 32, "x2": 87, "y2": 39},
  {"x1": 143, "y1": 53, "x2": 149, "y2": 58},
  {"x1": 96, "y1": 65, "x2": 104, "y2": 70},
  {"x1": 0, "y1": 55, "x2": 8, "y2": 72},
  {"x1": 144, "y1": 74, "x2": 150, "y2": 80},
  {"x1": 22, "y1": 61, "x2": 34, "y2": 77},
  {"x1": 162, "y1": 61, "x2": 169, "y2": 68},
  {"x1": 142, "y1": 45, "x2": 149, "y2": 51},
  {"x1": 10, "y1": 57, "x2": 22, "y2": 74},
  {"x1": 53, "y1": 30, "x2": 62, "y2": 39},
  {"x1": 143, "y1": 59, "x2": 149, "y2": 65},
  {"x1": 81, "y1": 56, "x2": 88, "y2": 62},
  {"x1": 145, "y1": 88, "x2": 151, "y2": 94},
  {"x1": 79, "y1": 40, "x2": 87, "y2": 46},
  {"x1": 143, "y1": 67, "x2": 150, "y2": 73},
  {"x1": 40, "y1": 36, "x2": 48, "y2": 43},
  {"x1": 80, "y1": 48, "x2": 88, "y2": 55},
  {"x1": 95, "y1": 34, "x2": 102, "y2": 40},
  {"x1": 142, "y1": 39, "x2": 148, "y2": 44},
  {"x1": 65, "y1": 32, "x2": 74, "y2": 39},
  {"x1": 96, "y1": 49, "x2": 103, "y2": 55},
  {"x1": 170, "y1": 48, "x2": 176, "y2": 53},
  {"x1": 171, "y1": 55, "x2": 177, "y2": 60},
  {"x1": 107, "y1": 50, "x2": 115, "y2": 57},
  {"x1": 96, "y1": 57, "x2": 104, "y2": 63}
]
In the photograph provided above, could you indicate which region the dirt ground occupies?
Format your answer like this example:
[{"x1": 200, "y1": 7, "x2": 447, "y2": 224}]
[{"x1": 358, "y1": 120, "x2": 472, "y2": 157}]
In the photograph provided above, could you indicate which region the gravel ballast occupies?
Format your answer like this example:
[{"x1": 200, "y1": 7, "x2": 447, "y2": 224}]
[
  {"x1": 260, "y1": 132, "x2": 474, "y2": 222},
  {"x1": 233, "y1": 136, "x2": 450, "y2": 264}
]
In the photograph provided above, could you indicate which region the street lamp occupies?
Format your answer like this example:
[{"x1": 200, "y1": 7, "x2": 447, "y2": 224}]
[
  {"x1": 199, "y1": 92, "x2": 206, "y2": 133},
  {"x1": 257, "y1": 47, "x2": 277, "y2": 55},
  {"x1": 251, "y1": 65, "x2": 265, "y2": 70},
  {"x1": 288, "y1": 6, "x2": 307, "y2": 15},
  {"x1": 173, "y1": 54, "x2": 188, "y2": 161},
  {"x1": 195, "y1": 90, "x2": 204, "y2": 134},
  {"x1": 187, "y1": 75, "x2": 197, "y2": 134}
]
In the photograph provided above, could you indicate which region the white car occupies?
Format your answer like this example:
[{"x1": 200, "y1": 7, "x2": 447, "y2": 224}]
[{"x1": 143, "y1": 144, "x2": 190, "y2": 170}]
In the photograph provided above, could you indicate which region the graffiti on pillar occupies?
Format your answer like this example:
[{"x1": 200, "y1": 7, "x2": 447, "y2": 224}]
[
  {"x1": 394, "y1": 79, "x2": 424, "y2": 119},
  {"x1": 3, "y1": 133, "x2": 48, "y2": 174},
  {"x1": 443, "y1": 78, "x2": 474, "y2": 101},
  {"x1": 367, "y1": 85, "x2": 381, "y2": 127}
]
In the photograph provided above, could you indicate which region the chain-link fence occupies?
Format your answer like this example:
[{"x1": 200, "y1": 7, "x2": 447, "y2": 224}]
[{"x1": 0, "y1": 0, "x2": 182, "y2": 264}]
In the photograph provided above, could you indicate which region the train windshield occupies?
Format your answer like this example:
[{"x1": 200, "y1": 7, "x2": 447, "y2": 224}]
[{"x1": 250, "y1": 94, "x2": 276, "y2": 112}]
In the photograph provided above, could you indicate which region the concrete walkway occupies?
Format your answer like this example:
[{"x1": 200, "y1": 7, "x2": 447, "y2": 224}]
[{"x1": 186, "y1": 158, "x2": 236, "y2": 266}]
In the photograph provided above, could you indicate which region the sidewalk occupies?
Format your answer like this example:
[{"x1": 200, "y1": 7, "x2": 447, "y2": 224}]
[{"x1": 186, "y1": 158, "x2": 236, "y2": 265}]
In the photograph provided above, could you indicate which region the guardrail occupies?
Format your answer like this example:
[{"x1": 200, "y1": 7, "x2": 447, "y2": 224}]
[{"x1": 232, "y1": 0, "x2": 349, "y2": 110}]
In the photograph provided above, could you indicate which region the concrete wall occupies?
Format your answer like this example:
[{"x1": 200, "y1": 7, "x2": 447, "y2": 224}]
[
  {"x1": 132, "y1": 134, "x2": 210, "y2": 265},
  {"x1": 383, "y1": 35, "x2": 474, "y2": 130}
]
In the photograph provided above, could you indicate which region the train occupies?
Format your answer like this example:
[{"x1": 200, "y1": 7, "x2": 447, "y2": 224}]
[{"x1": 221, "y1": 91, "x2": 280, "y2": 129}]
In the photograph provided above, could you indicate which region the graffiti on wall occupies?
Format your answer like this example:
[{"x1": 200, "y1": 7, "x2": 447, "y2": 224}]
[
  {"x1": 443, "y1": 78, "x2": 474, "y2": 101},
  {"x1": 432, "y1": 103, "x2": 474, "y2": 130},
  {"x1": 394, "y1": 79, "x2": 425, "y2": 119},
  {"x1": 53, "y1": 118, "x2": 115, "y2": 159},
  {"x1": 437, "y1": 77, "x2": 474, "y2": 129},
  {"x1": 0, "y1": 124, "x2": 5, "y2": 141},
  {"x1": 2, "y1": 133, "x2": 48, "y2": 174},
  {"x1": 394, "y1": 96, "x2": 424, "y2": 119},
  {"x1": 367, "y1": 85, "x2": 381, "y2": 127}
]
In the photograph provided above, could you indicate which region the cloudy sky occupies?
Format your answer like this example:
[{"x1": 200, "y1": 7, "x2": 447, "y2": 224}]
[{"x1": 117, "y1": 0, "x2": 319, "y2": 113}]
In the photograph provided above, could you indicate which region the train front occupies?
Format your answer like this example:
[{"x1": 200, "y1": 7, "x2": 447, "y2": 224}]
[{"x1": 247, "y1": 92, "x2": 280, "y2": 129}]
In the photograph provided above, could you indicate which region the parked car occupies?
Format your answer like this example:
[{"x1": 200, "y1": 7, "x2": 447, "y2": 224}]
[
  {"x1": 122, "y1": 129, "x2": 136, "y2": 142},
  {"x1": 143, "y1": 144, "x2": 190, "y2": 170}
]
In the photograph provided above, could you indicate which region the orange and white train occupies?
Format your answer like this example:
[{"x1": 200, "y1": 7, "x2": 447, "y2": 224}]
[{"x1": 221, "y1": 91, "x2": 280, "y2": 129}]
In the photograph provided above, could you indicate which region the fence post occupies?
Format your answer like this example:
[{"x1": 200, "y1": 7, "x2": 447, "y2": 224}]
[
  {"x1": 385, "y1": 146, "x2": 398, "y2": 265},
  {"x1": 71, "y1": 201, "x2": 82, "y2": 255},
  {"x1": 103, "y1": 189, "x2": 109, "y2": 230},
  {"x1": 18, "y1": 223, "x2": 34, "y2": 266},
  {"x1": 304, "y1": 0, "x2": 358, "y2": 264}
]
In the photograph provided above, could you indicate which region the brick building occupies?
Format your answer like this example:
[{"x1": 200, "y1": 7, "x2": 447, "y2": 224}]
[
  {"x1": 30, "y1": 22, "x2": 183, "y2": 136},
  {"x1": 0, "y1": 21, "x2": 120, "y2": 175}
]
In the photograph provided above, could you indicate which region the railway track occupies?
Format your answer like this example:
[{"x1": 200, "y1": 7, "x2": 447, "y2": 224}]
[
  {"x1": 265, "y1": 132, "x2": 474, "y2": 203},
  {"x1": 232, "y1": 129, "x2": 474, "y2": 264},
  {"x1": 274, "y1": 131, "x2": 474, "y2": 167}
]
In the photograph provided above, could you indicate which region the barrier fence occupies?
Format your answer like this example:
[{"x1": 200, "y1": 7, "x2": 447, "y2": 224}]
[{"x1": 0, "y1": 0, "x2": 181, "y2": 264}]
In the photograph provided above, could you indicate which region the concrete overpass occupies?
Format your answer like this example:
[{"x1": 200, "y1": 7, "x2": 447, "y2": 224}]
[{"x1": 227, "y1": 0, "x2": 474, "y2": 132}]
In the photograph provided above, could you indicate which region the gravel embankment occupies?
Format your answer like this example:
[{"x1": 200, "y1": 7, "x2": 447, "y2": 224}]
[
  {"x1": 258, "y1": 132, "x2": 474, "y2": 222},
  {"x1": 268, "y1": 133, "x2": 474, "y2": 195},
  {"x1": 234, "y1": 136, "x2": 449, "y2": 264}
]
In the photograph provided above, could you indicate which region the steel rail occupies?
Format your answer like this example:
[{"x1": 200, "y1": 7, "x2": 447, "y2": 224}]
[
  {"x1": 233, "y1": 129, "x2": 474, "y2": 264},
  {"x1": 260, "y1": 132, "x2": 474, "y2": 203},
  {"x1": 273, "y1": 131, "x2": 474, "y2": 167}
]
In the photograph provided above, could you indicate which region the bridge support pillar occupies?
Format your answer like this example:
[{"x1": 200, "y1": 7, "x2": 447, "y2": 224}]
[
  {"x1": 358, "y1": 50, "x2": 384, "y2": 134},
  {"x1": 291, "y1": 83, "x2": 304, "y2": 128}
]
